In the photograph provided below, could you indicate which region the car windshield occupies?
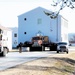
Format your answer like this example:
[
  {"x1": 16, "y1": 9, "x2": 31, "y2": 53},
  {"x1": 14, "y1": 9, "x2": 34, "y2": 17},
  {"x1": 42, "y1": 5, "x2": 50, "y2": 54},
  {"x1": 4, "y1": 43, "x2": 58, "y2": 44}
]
[
  {"x1": 57, "y1": 42, "x2": 67, "y2": 45},
  {"x1": 32, "y1": 37, "x2": 42, "y2": 40}
]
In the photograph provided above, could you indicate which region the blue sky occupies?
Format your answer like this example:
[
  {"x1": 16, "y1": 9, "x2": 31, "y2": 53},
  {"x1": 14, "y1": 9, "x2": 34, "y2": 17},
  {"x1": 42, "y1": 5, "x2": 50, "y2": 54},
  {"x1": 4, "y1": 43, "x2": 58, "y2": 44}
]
[{"x1": 0, "y1": 0, "x2": 75, "y2": 33}]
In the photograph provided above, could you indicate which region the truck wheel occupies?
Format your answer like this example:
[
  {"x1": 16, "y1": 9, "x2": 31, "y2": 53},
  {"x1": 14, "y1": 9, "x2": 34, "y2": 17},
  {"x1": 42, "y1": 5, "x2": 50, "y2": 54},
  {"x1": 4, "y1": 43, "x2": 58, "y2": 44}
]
[
  {"x1": 66, "y1": 51, "x2": 68, "y2": 54},
  {"x1": 0, "y1": 52, "x2": 5, "y2": 56},
  {"x1": 66, "y1": 49, "x2": 68, "y2": 54},
  {"x1": 2, "y1": 49, "x2": 7, "y2": 56}
]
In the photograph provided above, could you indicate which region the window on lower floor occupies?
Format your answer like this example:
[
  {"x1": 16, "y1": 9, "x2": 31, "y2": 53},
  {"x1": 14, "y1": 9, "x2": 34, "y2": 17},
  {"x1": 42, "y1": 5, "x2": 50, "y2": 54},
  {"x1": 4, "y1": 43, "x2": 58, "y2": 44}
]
[{"x1": 24, "y1": 32, "x2": 27, "y2": 34}]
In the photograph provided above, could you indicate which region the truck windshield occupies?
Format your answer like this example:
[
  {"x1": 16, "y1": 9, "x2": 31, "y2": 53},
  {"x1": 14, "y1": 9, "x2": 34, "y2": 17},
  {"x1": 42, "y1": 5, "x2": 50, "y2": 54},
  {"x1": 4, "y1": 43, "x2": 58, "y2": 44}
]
[
  {"x1": 32, "y1": 37, "x2": 42, "y2": 40},
  {"x1": 57, "y1": 42, "x2": 67, "y2": 45}
]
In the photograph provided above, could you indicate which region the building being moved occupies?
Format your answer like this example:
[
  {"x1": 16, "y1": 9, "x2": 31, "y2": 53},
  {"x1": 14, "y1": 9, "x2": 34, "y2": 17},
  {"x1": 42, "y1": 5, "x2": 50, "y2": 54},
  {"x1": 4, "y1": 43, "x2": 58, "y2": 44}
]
[{"x1": 18, "y1": 7, "x2": 68, "y2": 44}]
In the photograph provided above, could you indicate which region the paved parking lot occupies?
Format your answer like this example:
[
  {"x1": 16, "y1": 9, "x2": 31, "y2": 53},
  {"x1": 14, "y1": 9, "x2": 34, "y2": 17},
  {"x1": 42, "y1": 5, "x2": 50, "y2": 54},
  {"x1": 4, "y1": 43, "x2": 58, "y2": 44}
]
[
  {"x1": 0, "y1": 46, "x2": 75, "y2": 71},
  {"x1": 0, "y1": 51, "x2": 56, "y2": 71}
]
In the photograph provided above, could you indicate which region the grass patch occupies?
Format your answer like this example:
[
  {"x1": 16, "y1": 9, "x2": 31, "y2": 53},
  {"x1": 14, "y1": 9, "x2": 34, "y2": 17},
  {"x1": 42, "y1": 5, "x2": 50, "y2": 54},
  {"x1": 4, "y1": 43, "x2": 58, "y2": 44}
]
[{"x1": 49, "y1": 59, "x2": 75, "y2": 75}]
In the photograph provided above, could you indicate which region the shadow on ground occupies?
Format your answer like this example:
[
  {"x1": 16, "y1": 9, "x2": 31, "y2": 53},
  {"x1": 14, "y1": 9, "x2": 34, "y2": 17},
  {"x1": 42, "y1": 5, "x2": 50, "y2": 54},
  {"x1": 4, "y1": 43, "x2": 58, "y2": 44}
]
[{"x1": 9, "y1": 57, "x2": 75, "y2": 75}]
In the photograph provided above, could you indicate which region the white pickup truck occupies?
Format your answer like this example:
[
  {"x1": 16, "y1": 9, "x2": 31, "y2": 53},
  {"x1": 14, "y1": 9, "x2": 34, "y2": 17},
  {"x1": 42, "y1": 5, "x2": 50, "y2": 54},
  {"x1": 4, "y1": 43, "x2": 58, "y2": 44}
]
[
  {"x1": 57, "y1": 42, "x2": 69, "y2": 54},
  {"x1": 0, "y1": 31, "x2": 9, "y2": 56},
  {"x1": 0, "y1": 40, "x2": 9, "y2": 56},
  {"x1": 0, "y1": 46, "x2": 8, "y2": 56}
]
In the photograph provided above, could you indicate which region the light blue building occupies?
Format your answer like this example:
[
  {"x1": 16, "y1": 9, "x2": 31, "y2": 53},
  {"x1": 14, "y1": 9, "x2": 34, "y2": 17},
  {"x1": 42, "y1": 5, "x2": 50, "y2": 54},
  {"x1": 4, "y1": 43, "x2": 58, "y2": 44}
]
[
  {"x1": 11, "y1": 27, "x2": 18, "y2": 48},
  {"x1": 18, "y1": 7, "x2": 68, "y2": 44}
]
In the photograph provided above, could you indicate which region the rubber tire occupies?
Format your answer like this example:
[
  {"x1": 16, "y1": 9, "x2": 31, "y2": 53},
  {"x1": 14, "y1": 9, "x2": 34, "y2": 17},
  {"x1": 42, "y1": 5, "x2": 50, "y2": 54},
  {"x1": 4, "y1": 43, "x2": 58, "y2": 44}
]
[
  {"x1": 57, "y1": 50, "x2": 59, "y2": 53},
  {"x1": 2, "y1": 49, "x2": 7, "y2": 56},
  {"x1": 66, "y1": 51, "x2": 68, "y2": 54}
]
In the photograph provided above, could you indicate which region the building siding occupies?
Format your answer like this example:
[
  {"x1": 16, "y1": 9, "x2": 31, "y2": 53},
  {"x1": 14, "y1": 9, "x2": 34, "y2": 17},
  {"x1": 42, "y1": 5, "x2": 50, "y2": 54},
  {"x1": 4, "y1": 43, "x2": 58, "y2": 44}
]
[
  {"x1": 18, "y1": 7, "x2": 68, "y2": 44},
  {"x1": 11, "y1": 27, "x2": 18, "y2": 48}
]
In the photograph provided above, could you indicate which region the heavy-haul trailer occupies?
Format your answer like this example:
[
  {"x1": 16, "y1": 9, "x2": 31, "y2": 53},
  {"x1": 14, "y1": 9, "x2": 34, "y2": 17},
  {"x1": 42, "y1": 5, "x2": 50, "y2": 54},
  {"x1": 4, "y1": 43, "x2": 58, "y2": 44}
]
[{"x1": 17, "y1": 36, "x2": 57, "y2": 52}]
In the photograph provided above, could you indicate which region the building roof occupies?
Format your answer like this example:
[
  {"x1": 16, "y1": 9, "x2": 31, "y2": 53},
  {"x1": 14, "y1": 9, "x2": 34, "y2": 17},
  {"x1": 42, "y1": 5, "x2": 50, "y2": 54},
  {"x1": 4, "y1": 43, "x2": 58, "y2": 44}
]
[
  {"x1": 18, "y1": 6, "x2": 67, "y2": 22},
  {"x1": 0, "y1": 25, "x2": 11, "y2": 31},
  {"x1": 18, "y1": 6, "x2": 53, "y2": 17}
]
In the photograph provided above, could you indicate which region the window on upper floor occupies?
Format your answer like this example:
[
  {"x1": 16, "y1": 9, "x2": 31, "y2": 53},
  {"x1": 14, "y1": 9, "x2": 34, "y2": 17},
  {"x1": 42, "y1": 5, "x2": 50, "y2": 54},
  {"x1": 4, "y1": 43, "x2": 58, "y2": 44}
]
[
  {"x1": 14, "y1": 33, "x2": 17, "y2": 37},
  {"x1": 24, "y1": 18, "x2": 27, "y2": 21},
  {"x1": 37, "y1": 18, "x2": 42, "y2": 24}
]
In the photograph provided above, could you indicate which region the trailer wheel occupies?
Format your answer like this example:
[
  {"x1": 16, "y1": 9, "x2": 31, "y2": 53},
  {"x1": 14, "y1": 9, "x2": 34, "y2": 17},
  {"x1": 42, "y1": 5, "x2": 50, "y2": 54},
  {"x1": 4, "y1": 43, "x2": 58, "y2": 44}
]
[
  {"x1": 42, "y1": 46, "x2": 45, "y2": 51},
  {"x1": 57, "y1": 50, "x2": 59, "y2": 53}
]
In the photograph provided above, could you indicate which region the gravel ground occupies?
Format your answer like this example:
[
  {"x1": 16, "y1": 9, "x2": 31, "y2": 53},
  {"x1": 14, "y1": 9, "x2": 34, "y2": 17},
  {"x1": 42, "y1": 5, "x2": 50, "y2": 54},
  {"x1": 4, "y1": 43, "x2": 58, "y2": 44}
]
[{"x1": 0, "y1": 51, "x2": 75, "y2": 75}]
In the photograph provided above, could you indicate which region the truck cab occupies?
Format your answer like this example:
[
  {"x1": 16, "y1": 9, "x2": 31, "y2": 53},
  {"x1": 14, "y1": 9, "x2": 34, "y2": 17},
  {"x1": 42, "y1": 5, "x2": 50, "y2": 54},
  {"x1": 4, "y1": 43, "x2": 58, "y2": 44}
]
[
  {"x1": 31, "y1": 36, "x2": 49, "y2": 46},
  {"x1": 0, "y1": 29, "x2": 9, "y2": 56},
  {"x1": 57, "y1": 42, "x2": 69, "y2": 53}
]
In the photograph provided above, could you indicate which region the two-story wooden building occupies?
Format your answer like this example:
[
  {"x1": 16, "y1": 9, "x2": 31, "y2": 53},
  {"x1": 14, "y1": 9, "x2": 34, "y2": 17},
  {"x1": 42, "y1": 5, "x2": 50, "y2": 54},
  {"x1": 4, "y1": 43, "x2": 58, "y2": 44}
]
[{"x1": 18, "y1": 7, "x2": 68, "y2": 44}]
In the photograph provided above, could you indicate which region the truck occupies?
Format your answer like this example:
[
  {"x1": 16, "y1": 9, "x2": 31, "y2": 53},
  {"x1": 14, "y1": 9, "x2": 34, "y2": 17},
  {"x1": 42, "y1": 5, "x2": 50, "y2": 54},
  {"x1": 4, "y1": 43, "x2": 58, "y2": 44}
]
[
  {"x1": 57, "y1": 42, "x2": 69, "y2": 53},
  {"x1": 17, "y1": 34, "x2": 69, "y2": 54},
  {"x1": 0, "y1": 29, "x2": 9, "y2": 56},
  {"x1": 17, "y1": 35, "x2": 57, "y2": 52}
]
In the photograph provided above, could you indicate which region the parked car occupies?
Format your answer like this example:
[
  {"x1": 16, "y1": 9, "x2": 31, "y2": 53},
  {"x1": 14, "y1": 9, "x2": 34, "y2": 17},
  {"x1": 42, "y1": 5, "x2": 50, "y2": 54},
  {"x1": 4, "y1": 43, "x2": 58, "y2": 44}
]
[{"x1": 57, "y1": 42, "x2": 69, "y2": 54}]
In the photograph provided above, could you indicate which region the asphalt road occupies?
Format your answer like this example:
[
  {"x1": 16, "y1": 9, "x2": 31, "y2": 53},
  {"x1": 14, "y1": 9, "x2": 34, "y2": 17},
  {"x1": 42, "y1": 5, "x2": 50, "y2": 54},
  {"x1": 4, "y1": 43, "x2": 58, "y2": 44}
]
[{"x1": 0, "y1": 51, "x2": 56, "y2": 71}]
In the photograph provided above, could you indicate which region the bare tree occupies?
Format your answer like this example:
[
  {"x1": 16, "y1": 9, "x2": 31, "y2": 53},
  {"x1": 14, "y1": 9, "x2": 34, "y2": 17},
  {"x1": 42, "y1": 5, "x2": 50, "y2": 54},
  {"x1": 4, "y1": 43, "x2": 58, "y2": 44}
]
[{"x1": 44, "y1": 0, "x2": 75, "y2": 18}]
